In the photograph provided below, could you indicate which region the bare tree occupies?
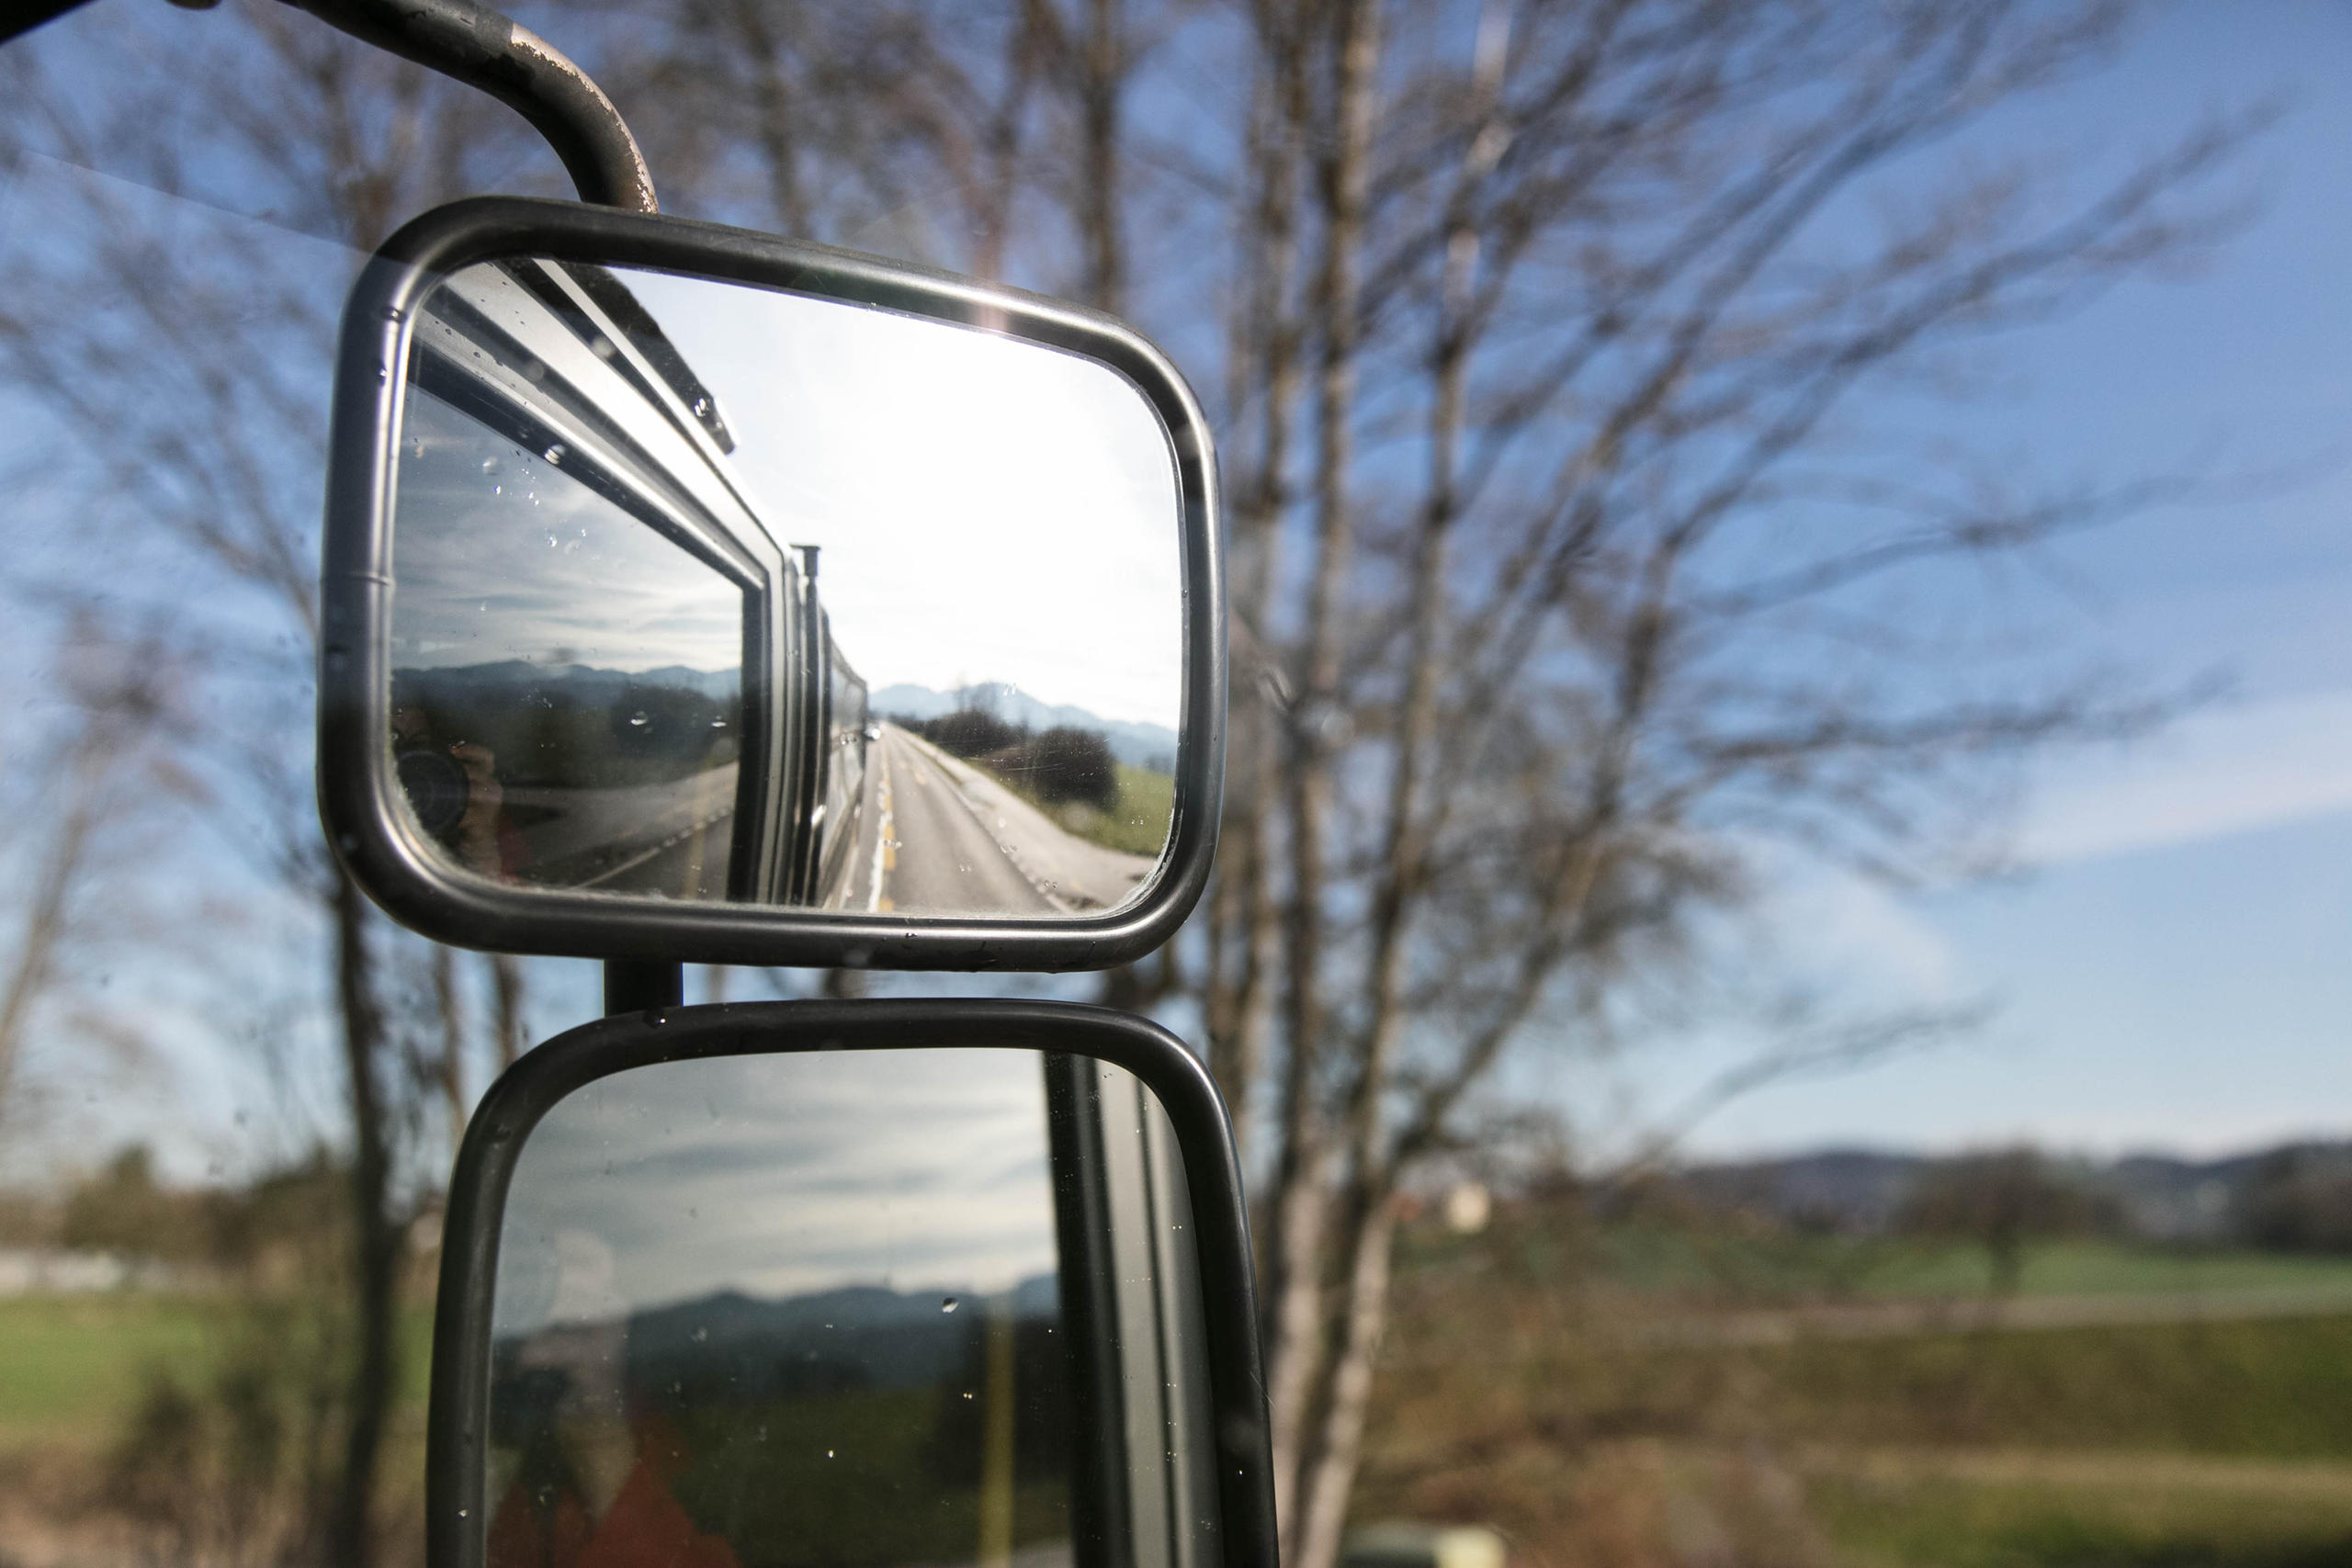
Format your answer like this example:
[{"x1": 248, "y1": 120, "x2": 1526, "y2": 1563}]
[
  {"x1": 0, "y1": 614, "x2": 195, "y2": 1134},
  {"x1": 602, "y1": 2, "x2": 2251, "y2": 1547},
  {"x1": 1183, "y1": 3, "x2": 2253, "y2": 1555},
  {"x1": 0, "y1": 8, "x2": 567, "y2": 1561}
]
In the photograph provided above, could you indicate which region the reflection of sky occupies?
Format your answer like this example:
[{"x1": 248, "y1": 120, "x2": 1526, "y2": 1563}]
[
  {"x1": 391, "y1": 388, "x2": 743, "y2": 677},
  {"x1": 619, "y1": 269, "x2": 1182, "y2": 728},
  {"x1": 493, "y1": 1049, "x2": 1059, "y2": 1337}
]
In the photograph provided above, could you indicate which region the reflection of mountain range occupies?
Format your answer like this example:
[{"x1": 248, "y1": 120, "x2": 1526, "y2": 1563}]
[
  {"x1": 499, "y1": 1275, "x2": 1059, "y2": 1404},
  {"x1": 873, "y1": 682, "x2": 1178, "y2": 771},
  {"x1": 398, "y1": 659, "x2": 741, "y2": 701}
]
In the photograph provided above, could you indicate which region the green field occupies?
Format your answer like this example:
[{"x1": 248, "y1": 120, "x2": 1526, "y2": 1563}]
[
  {"x1": 0, "y1": 1293, "x2": 224, "y2": 1442},
  {"x1": 1440, "y1": 1224, "x2": 2352, "y2": 1305},
  {"x1": 1368, "y1": 1234, "x2": 2352, "y2": 1566},
  {"x1": 0, "y1": 1292, "x2": 434, "y2": 1450}
]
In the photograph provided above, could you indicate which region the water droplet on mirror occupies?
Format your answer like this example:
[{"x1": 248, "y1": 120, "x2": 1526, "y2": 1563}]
[
  {"x1": 711, "y1": 717, "x2": 726, "y2": 728},
  {"x1": 826, "y1": 1450, "x2": 834, "y2": 1460},
  {"x1": 544, "y1": 444, "x2": 565, "y2": 464},
  {"x1": 629, "y1": 711, "x2": 649, "y2": 727},
  {"x1": 692, "y1": 396, "x2": 710, "y2": 416},
  {"x1": 941, "y1": 1296, "x2": 958, "y2": 1314},
  {"x1": 692, "y1": 1327, "x2": 707, "y2": 1342},
  {"x1": 481, "y1": 457, "x2": 501, "y2": 475}
]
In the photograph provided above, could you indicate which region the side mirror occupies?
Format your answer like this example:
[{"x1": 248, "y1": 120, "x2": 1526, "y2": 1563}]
[
  {"x1": 321, "y1": 198, "x2": 1223, "y2": 970},
  {"x1": 429, "y1": 1000, "x2": 1274, "y2": 1568}
]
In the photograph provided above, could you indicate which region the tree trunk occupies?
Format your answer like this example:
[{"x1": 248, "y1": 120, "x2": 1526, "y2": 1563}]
[
  {"x1": 1079, "y1": 0, "x2": 1125, "y2": 313},
  {"x1": 1293, "y1": 1190, "x2": 1399, "y2": 1568},
  {"x1": 0, "y1": 753, "x2": 102, "y2": 1120},
  {"x1": 731, "y1": 0, "x2": 811, "y2": 235},
  {"x1": 1204, "y1": 0, "x2": 1309, "y2": 1154},
  {"x1": 431, "y1": 944, "x2": 469, "y2": 1140},
  {"x1": 326, "y1": 870, "x2": 399, "y2": 1568},
  {"x1": 1265, "y1": 0, "x2": 1382, "y2": 1541}
]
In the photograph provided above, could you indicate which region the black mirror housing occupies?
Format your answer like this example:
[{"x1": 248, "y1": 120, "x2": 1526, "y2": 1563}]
[
  {"x1": 426, "y1": 998, "x2": 1275, "y2": 1568},
  {"x1": 319, "y1": 197, "x2": 1225, "y2": 970}
]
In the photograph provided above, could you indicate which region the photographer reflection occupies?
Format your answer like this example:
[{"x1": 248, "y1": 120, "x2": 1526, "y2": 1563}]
[
  {"x1": 392, "y1": 703, "x2": 509, "y2": 877},
  {"x1": 486, "y1": 1362, "x2": 742, "y2": 1568}
]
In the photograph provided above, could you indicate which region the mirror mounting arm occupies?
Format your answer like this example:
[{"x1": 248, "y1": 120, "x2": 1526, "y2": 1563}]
[
  {"x1": 603, "y1": 958, "x2": 684, "y2": 1017},
  {"x1": 284, "y1": 2, "x2": 676, "y2": 1014},
  {"x1": 276, "y1": 0, "x2": 658, "y2": 214}
]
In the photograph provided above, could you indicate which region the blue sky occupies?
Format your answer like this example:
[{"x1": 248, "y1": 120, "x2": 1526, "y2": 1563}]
[
  {"x1": 7, "y1": 1, "x2": 2352, "y2": 1184},
  {"x1": 1598, "y1": 3, "x2": 2352, "y2": 1160}
]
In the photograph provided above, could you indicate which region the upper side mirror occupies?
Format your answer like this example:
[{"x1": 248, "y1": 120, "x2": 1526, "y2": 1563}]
[
  {"x1": 427, "y1": 1000, "x2": 1274, "y2": 1568},
  {"x1": 320, "y1": 198, "x2": 1223, "y2": 970}
]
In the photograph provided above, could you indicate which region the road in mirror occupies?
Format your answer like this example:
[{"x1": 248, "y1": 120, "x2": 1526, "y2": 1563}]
[
  {"x1": 486, "y1": 1049, "x2": 1073, "y2": 1568},
  {"x1": 388, "y1": 259, "x2": 1183, "y2": 919}
]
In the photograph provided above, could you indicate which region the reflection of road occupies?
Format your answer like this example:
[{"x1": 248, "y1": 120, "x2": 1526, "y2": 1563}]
[
  {"x1": 506, "y1": 763, "x2": 738, "y2": 900},
  {"x1": 856, "y1": 725, "x2": 1157, "y2": 917}
]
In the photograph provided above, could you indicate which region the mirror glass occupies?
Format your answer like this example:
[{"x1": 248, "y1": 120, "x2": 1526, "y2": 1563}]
[
  {"x1": 483, "y1": 1048, "x2": 1215, "y2": 1568},
  {"x1": 387, "y1": 259, "x2": 1184, "y2": 919}
]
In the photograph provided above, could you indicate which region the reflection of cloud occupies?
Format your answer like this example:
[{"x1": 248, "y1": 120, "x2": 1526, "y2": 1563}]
[
  {"x1": 393, "y1": 389, "x2": 745, "y2": 677},
  {"x1": 493, "y1": 1049, "x2": 1060, "y2": 1337},
  {"x1": 2018, "y1": 689, "x2": 2352, "y2": 865}
]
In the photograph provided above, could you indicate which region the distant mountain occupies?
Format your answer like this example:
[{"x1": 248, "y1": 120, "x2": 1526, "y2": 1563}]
[
  {"x1": 871, "y1": 682, "x2": 1180, "y2": 772},
  {"x1": 496, "y1": 1274, "x2": 1060, "y2": 1405},
  {"x1": 397, "y1": 659, "x2": 741, "y2": 700},
  {"x1": 1676, "y1": 1148, "x2": 1924, "y2": 1235},
  {"x1": 1670, "y1": 1140, "x2": 2352, "y2": 1247}
]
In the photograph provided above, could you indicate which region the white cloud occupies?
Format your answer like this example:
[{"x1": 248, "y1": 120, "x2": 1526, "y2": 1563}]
[
  {"x1": 1760, "y1": 865, "x2": 1963, "y2": 1004},
  {"x1": 2018, "y1": 688, "x2": 2352, "y2": 865}
]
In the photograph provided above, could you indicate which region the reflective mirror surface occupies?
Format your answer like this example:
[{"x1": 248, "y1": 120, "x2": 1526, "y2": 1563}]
[
  {"x1": 389, "y1": 260, "x2": 1184, "y2": 920},
  {"x1": 484, "y1": 1048, "x2": 1214, "y2": 1568}
]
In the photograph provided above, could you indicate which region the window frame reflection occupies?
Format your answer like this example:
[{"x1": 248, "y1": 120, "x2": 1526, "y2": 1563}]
[{"x1": 399, "y1": 257, "x2": 856, "y2": 907}]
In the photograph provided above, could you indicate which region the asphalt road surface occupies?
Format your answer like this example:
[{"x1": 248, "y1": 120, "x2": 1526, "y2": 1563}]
[
  {"x1": 503, "y1": 763, "x2": 739, "y2": 900},
  {"x1": 859, "y1": 724, "x2": 1159, "y2": 918}
]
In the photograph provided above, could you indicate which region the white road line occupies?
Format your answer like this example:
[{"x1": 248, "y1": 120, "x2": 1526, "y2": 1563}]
[{"x1": 867, "y1": 749, "x2": 893, "y2": 913}]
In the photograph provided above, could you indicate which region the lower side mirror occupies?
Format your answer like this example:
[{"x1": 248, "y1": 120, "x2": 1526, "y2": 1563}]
[{"x1": 429, "y1": 999, "x2": 1274, "y2": 1568}]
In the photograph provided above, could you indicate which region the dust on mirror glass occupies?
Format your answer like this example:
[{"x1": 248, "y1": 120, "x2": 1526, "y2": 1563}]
[
  {"x1": 388, "y1": 259, "x2": 1183, "y2": 920},
  {"x1": 486, "y1": 1050, "x2": 1079, "y2": 1568}
]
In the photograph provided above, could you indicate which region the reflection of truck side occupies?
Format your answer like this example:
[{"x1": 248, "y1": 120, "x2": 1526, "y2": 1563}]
[{"x1": 405, "y1": 257, "x2": 866, "y2": 907}]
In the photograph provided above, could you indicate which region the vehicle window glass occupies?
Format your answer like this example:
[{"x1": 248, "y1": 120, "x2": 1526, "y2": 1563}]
[{"x1": 390, "y1": 386, "x2": 748, "y2": 901}]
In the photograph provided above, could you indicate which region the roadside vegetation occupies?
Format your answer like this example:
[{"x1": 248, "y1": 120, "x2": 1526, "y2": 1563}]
[
  {"x1": 1354, "y1": 1168, "x2": 2352, "y2": 1568},
  {"x1": 899, "y1": 705, "x2": 1176, "y2": 858}
]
